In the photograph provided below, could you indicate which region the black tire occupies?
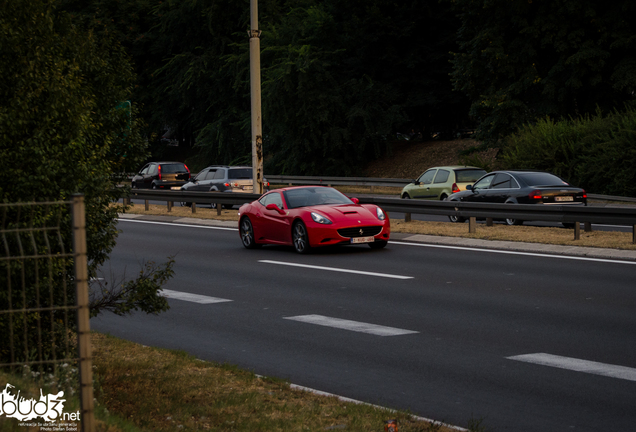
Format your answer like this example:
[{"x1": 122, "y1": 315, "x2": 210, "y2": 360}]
[
  {"x1": 401, "y1": 194, "x2": 410, "y2": 199},
  {"x1": 131, "y1": 182, "x2": 137, "y2": 189},
  {"x1": 152, "y1": 183, "x2": 157, "y2": 190},
  {"x1": 369, "y1": 240, "x2": 388, "y2": 249},
  {"x1": 448, "y1": 214, "x2": 466, "y2": 223},
  {"x1": 239, "y1": 217, "x2": 259, "y2": 249},
  {"x1": 440, "y1": 194, "x2": 448, "y2": 201},
  {"x1": 292, "y1": 221, "x2": 311, "y2": 254},
  {"x1": 505, "y1": 218, "x2": 523, "y2": 226},
  {"x1": 181, "y1": 202, "x2": 192, "y2": 207},
  {"x1": 210, "y1": 202, "x2": 218, "y2": 209}
]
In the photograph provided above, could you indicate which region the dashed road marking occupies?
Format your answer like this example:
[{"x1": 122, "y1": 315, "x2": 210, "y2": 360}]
[
  {"x1": 259, "y1": 260, "x2": 413, "y2": 279},
  {"x1": 507, "y1": 353, "x2": 636, "y2": 382},
  {"x1": 161, "y1": 289, "x2": 232, "y2": 304},
  {"x1": 284, "y1": 314, "x2": 418, "y2": 336}
]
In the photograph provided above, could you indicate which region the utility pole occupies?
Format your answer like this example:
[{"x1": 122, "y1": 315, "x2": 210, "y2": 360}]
[{"x1": 249, "y1": 0, "x2": 264, "y2": 194}]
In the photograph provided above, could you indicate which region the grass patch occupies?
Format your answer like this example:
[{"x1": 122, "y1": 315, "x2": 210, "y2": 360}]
[
  {"x1": 90, "y1": 333, "x2": 455, "y2": 432},
  {"x1": 0, "y1": 366, "x2": 142, "y2": 432},
  {"x1": 392, "y1": 220, "x2": 636, "y2": 250},
  {"x1": 120, "y1": 203, "x2": 636, "y2": 251}
]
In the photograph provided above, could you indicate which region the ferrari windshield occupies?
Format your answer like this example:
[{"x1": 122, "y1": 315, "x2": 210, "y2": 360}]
[{"x1": 283, "y1": 187, "x2": 353, "y2": 209}]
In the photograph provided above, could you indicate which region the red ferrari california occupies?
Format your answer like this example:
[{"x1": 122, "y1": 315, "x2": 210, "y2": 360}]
[{"x1": 238, "y1": 186, "x2": 390, "y2": 253}]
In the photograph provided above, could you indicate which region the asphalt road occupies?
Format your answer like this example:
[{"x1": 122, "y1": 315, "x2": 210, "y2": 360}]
[{"x1": 92, "y1": 219, "x2": 636, "y2": 431}]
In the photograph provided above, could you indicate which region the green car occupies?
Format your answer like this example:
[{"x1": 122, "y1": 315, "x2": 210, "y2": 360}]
[{"x1": 401, "y1": 166, "x2": 487, "y2": 200}]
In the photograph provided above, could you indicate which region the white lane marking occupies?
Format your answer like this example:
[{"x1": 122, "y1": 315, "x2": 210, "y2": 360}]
[
  {"x1": 118, "y1": 218, "x2": 236, "y2": 231},
  {"x1": 259, "y1": 260, "x2": 413, "y2": 279},
  {"x1": 161, "y1": 289, "x2": 232, "y2": 304},
  {"x1": 507, "y1": 353, "x2": 636, "y2": 382},
  {"x1": 390, "y1": 241, "x2": 636, "y2": 265},
  {"x1": 284, "y1": 314, "x2": 418, "y2": 336}
]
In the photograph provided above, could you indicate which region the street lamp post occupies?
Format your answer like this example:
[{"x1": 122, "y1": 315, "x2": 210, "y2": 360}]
[{"x1": 249, "y1": 0, "x2": 264, "y2": 194}]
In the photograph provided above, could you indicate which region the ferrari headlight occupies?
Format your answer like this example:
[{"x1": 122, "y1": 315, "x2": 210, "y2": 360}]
[
  {"x1": 376, "y1": 207, "x2": 386, "y2": 221},
  {"x1": 311, "y1": 212, "x2": 332, "y2": 224}
]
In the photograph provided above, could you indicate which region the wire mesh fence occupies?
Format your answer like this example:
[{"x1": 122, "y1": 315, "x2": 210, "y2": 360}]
[{"x1": 0, "y1": 195, "x2": 94, "y2": 431}]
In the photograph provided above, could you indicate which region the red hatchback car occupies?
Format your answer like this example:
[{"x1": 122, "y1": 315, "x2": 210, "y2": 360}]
[{"x1": 238, "y1": 186, "x2": 390, "y2": 253}]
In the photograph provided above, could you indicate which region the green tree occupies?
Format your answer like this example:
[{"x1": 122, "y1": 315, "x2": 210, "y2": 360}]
[
  {"x1": 0, "y1": 0, "x2": 172, "y2": 364},
  {"x1": 450, "y1": 0, "x2": 636, "y2": 143}
]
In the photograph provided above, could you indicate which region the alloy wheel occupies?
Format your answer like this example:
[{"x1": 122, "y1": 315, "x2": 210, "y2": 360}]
[{"x1": 292, "y1": 222, "x2": 310, "y2": 254}]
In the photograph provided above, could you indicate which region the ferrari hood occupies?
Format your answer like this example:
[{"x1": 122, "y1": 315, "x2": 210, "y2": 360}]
[{"x1": 310, "y1": 204, "x2": 379, "y2": 222}]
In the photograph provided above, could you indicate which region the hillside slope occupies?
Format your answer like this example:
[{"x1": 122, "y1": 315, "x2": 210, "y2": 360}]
[{"x1": 364, "y1": 138, "x2": 497, "y2": 179}]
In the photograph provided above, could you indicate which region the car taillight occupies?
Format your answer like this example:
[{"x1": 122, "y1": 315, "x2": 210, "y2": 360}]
[
  {"x1": 158, "y1": 164, "x2": 162, "y2": 180},
  {"x1": 224, "y1": 182, "x2": 230, "y2": 187},
  {"x1": 264, "y1": 182, "x2": 270, "y2": 187},
  {"x1": 184, "y1": 164, "x2": 191, "y2": 179},
  {"x1": 451, "y1": 183, "x2": 460, "y2": 193},
  {"x1": 529, "y1": 189, "x2": 542, "y2": 200},
  {"x1": 582, "y1": 191, "x2": 587, "y2": 199}
]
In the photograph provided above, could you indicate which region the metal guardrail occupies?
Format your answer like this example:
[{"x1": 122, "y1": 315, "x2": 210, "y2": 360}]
[
  {"x1": 124, "y1": 189, "x2": 636, "y2": 243},
  {"x1": 267, "y1": 176, "x2": 636, "y2": 203}
]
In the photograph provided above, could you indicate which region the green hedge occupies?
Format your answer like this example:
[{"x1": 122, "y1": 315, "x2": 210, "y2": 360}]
[{"x1": 501, "y1": 105, "x2": 636, "y2": 197}]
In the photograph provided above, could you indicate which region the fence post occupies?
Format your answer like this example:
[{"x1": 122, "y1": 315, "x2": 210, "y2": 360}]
[
  {"x1": 469, "y1": 217, "x2": 476, "y2": 233},
  {"x1": 167, "y1": 201, "x2": 172, "y2": 212},
  {"x1": 71, "y1": 195, "x2": 95, "y2": 432},
  {"x1": 145, "y1": 200, "x2": 149, "y2": 211},
  {"x1": 574, "y1": 221, "x2": 581, "y2": 240},
  {"x1": 192, "y1": 202, "x2": 197, "y2": 214},
  {"x1": 584, "y1": 222, "x2": 592, "y2": 232},
  {"x1": 486, "y1": 217, "x2": 493, "y2": 227},
  {"x1": 405, "y1": 212, "x2": 411, "y2": 222},
  {"x1": 217, "y1": 203, "x2": 222, "y2": 216}
]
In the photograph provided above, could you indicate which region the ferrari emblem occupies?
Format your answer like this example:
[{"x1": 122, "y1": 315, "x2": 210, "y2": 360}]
[{"x1": 359, "y1": 228, "x2": 363, "y2": 235}]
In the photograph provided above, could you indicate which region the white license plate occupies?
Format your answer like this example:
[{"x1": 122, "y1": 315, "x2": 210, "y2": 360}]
[
  {"x1": 170, "y1": 187, "x2": 181, "y2": 190},
  {"x1": 555, "y1": 196, "x2": 573, "y2": 202},
  {"x1": 243, "y1": 186, "x2": 253, "y2": 191},
  {"x1": 351, "y1": 236, "x2": 374, "y2": 244}
]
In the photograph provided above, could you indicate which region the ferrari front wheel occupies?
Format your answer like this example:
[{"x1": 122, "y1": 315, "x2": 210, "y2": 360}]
[
  {"x1": 292, "y1": 221, "x2": 311, "y2": 254},
  {"x1": 240, "y1": 217, "x2": 259, "y2": 249}
]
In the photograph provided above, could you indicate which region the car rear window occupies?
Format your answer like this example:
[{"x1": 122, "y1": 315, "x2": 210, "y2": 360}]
[
  {"x1": 228, "y1": 168, "x2": 252, "y2": 179},
  {"x1": 517, "y1": 172, "x2": 569, "y2": 186},
  {"x1": 455, "y1": 169, "x2": 487, "y2": 183},
  {"x1": 161, "y1": 163, "x2": 187, "y2": 173}
]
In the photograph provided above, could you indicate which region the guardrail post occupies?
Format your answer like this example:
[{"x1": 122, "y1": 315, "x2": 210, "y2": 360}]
[
  {"x1": 633, "y1": 225, "x2": 636, "y2": 244},
  {"x1": 217, "y1": 203, "x2": 222, "y2": 216},
  {"x1": 486, "y1": 217, "x2": 493, "y2": 227},
  {"x1": 145, "y1": 200, "x2": 149, "y2": 211},
  {"x1": 192, "y1": 202, "x2": 196, "y2": 214},
  {"x1": 167, "y1": 201, "x2": 172, "y2": 212},
  {"x1": 584, "y1": 222, "x2": 592, "y2": 232},
  {"x1": 370, "y1": 185, "x2": 375, "y2": 193},
  {"x1": 469, "y1": 217, "x2": 476, "y2": 233},
  {"x1": 574, "y1": 221, "x2": 580, "y2": 240},
  {"x1": 405, "y1": 212, "x2": 411, "y2": 222}
]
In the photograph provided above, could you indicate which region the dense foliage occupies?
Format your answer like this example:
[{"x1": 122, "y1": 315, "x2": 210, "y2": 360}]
[
  {"x1": 501, "y1": 105, "x2": 636, "y2": 196},
  {"x1": 0, "y1": 0, "x2": 172, "y2": 365},
  {"x1": 450, "y1": 0, "x2": 636, "y2": 144},
  {"x1": 61, "y1": 0, "x2": 468, "y2": 175}
]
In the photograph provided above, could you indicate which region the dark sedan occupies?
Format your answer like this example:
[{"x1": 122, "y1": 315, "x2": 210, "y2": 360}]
[{"x1": 447, "y1": 170, "x2": 587, "y2": 226}]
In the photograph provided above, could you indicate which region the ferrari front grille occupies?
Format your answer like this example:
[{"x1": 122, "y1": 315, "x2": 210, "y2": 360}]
[{"x1": 337, "y1": 226, "x2": 382, "y2": 238}]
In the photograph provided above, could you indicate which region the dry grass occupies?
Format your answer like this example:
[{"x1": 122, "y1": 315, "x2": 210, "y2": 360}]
[
  {"x1": 91, "y1": 333, "x2": 454, "y2": 432},
  {"x1": 392, "y1": 220, "x2": 636, "y2": 250},
  {"x1": 120, "y1": 203, "x2": 636, "y2": 251}
]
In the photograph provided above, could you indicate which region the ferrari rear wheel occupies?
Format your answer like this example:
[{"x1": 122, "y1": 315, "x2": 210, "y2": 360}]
[
  {"x1": 369, "y1": 240, "x2": 388, "y2": 249},
  {"x1": 240, "y1": 217, "x2": 259, "y2": 249},
  {"x1": 292, "y1": 221, "x2": 310, "y2": 254}
]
